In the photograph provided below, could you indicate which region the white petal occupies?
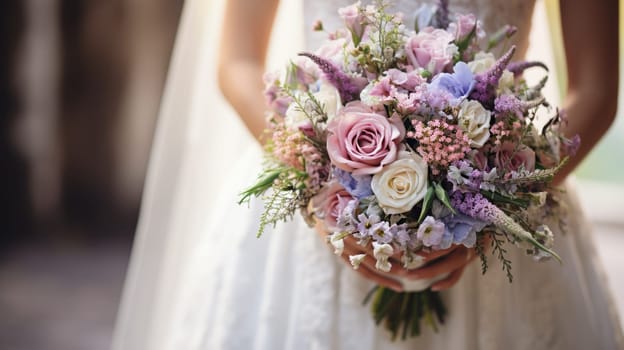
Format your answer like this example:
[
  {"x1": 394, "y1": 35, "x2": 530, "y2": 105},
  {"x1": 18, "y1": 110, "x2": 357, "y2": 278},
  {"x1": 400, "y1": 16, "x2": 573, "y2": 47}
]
[
  {"x1": 375, "y1": 258, "x2": 392, "y2": 272},
  {"x1": 402, "y1": 253, "x2": 425, "y2": 270},
  {"x1": 329, "y1": 232, "x2": 345, "y2": 255},
  {"x1": 372, "y1": 242, "x2": 394, "y2": 259},
  {"x1": 349, "y1": 254, "x2": 367, "y2": 270}
]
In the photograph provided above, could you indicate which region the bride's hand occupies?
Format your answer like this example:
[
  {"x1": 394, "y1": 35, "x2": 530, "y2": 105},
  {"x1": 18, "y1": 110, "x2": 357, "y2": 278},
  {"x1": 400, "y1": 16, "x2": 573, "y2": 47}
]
[
  {"x1": 402, "y1": 234, "x2": 491, "y2": 291},
  {"x1": 402, "y1": 245, "x2": 478, "y2": 291},
  {"x1": 318, "y1": 226, "x2": 486, "y2": 292}
]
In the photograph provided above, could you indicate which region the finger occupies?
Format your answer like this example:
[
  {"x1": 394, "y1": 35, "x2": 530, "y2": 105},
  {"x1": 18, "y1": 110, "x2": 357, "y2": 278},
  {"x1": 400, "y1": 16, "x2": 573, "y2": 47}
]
[
  {"x1": 404, "y1": 247, "x2": 473, "y2": 279},
  {"x1": 339, "y1": 254, "x2": 403, "y2": 292},
  {"x1": 415, "y1": 245, "x2": 460, "y2": 262},
  {"x1": 430, "y1": 265, "x2": 466, "y2": 291}
]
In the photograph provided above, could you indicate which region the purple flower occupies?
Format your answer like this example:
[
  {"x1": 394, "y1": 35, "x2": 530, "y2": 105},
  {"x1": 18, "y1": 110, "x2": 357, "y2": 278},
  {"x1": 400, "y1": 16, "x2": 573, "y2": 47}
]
[
  {"x1": 429, "y1": 62, "x2": 475, "y2": 100},
  {"x1": 336, "y1": 199, "x2": 359, "y2": 230},
  {"x1": 417, "y1": 216, "x2": 446, "y2": 247},
  {"x1": 370, "y1": 221, "x2": 394, "y2": 244},
  {"x1": 333, "y1": 168, "x2": 373, "y2": 199},
  {"x1": 470, "y1": 46, "x2": 516, "y2": 109},
  {"x1": 450, "y1": 191, "x2": 497, "y2": 223},
  {"x1": 391, "y1": 223, "x2": 411, "y2": 247},
  {"x1": 431, "y1": 0, "x2": 450, "y2": 29},
  {"x1": 423, "y1": 87, "x2": 455, "y2": 111},
  {"x1": 299, "y1": 52, "x2": 362, "y2": 103},
  {"x1": 356, "y1": 212, "x2": 381, "y2": 238}
]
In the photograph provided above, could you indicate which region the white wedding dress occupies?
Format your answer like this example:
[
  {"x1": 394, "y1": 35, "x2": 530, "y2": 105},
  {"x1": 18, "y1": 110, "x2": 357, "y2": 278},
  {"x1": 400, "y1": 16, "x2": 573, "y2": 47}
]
[{"x1": 112, "y1": 0, "x2": 624, "y2": 349}]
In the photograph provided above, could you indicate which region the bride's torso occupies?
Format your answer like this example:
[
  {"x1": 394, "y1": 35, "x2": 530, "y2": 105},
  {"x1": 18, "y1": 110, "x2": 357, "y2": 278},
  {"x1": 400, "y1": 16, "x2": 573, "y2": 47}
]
[{"x1": 304, "y1": 0, "x2": 536, "y2": 57}]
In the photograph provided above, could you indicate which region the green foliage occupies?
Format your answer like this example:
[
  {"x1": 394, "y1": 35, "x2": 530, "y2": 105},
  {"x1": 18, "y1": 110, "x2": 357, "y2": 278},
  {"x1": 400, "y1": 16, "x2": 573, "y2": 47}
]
[
  {"x1": 490, "y1": 230, "x2": 514, "y2": 283},
  {"x1": 417, "y1": 186, "x2": 435, "y2": 223},
  {"x1": 240, "y1": 165, "x2": 310, "y2": 238},
  {"x1": 433, "y1": 183, "x2": 456, "y2": 214},
  {"x1": 368, "y1": 287, "x2": 446, "y2": 341},
  {"x1": 475, "y1": 232, "x2": 489, "y2": 275}
]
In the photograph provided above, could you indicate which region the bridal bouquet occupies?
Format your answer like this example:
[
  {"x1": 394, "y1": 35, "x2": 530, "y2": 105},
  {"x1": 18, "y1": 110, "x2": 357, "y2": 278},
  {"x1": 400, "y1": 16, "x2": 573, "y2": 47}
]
[{"x1": 241, "y1": 0, "x2": 579, "y2": 340}]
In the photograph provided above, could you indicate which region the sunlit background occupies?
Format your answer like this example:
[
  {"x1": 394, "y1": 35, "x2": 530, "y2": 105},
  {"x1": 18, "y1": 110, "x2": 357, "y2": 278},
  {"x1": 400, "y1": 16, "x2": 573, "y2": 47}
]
[{"x1": 0, "y1": 0, "x2": 622, "y2": 349}]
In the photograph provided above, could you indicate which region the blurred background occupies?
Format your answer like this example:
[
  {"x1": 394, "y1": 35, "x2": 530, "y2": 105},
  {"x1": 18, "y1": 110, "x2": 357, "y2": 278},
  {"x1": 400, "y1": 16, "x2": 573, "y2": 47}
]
[
  {"x1": 0, "y1": 0, "x2": 183, "y2": 348},
  {"x1": 0, "y1": 0, "x2": 622, "y2": 349}
]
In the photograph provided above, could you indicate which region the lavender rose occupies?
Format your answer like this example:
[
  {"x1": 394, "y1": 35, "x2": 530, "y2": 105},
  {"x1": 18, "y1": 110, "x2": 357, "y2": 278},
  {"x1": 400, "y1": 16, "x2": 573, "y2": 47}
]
[
  {"x1": 327, "y1": 102, "x2": 404, "y2": 175},
  {"x1": 495, "y1": 142, "x2": 536, "y2": 173},
  {"x1": 405, "y1": 28, "x2": 457, "y2": 75}
]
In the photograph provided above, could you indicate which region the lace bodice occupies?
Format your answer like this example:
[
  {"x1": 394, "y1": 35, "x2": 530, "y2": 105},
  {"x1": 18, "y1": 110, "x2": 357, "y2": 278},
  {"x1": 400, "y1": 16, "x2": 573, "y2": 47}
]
[{"x1": 304, "y1": 0, "x2": 536, "y2": 57}]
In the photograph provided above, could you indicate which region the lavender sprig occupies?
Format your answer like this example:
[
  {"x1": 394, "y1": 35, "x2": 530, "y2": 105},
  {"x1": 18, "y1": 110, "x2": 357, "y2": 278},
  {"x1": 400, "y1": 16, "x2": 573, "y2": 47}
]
[
  {"x1": 299, "y1": 52, "x2": 361, "y2": 103},
  {"x1": 470, "y1": 46, "x2": 516, "y2": 109}
]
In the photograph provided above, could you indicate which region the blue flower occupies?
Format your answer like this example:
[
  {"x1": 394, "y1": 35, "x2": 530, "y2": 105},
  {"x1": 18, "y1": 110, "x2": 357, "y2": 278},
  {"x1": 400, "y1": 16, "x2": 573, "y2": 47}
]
[
  {"x1": 437, "y1": 213, "x2": 488, "y2": 249},
  {"x1": 429, "y1": 61, "x2": 475, "y2": 100},
  {"x1": 334, "y1": 168, "x2": 373, "y2": 199}
]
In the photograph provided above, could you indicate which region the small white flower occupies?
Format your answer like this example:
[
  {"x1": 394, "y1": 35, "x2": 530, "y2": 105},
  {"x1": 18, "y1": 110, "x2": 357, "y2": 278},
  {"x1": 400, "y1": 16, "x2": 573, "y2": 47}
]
[
  {"x1": 371, "y1": 151, "x2": 429, "y2": 214},
  {"x1": 457, "y1": 100, "x2": 492, "y2": 148},
  {"x1": 328, "y1": 232, "x2": 345, "y2": 255},
  {"x1": 401, "y1": 252, "x2": 425, "y2": 270},
  {"x1": 467, "y1": 52, "x2": 496, "y2": 74},
  {"x1": 373, "y1": 242, "x2": 394, "y2": 272},
  {"x1": 349, "y1": 254, "x2": 367, "y2": 270}
]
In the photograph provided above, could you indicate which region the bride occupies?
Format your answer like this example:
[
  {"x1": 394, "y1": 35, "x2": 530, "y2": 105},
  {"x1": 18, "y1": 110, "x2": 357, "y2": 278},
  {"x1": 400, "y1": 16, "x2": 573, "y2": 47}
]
[{"x1": 113, "y1": 0, "x2": 623, "y2": 349}]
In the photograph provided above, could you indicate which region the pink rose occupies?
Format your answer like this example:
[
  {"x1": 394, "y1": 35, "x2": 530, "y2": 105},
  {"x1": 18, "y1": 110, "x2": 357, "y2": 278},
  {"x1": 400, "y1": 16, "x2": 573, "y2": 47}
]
[
  {"x1": 494, "y1": 142, "x2": 536, "y2": 173},
  {"x1": 313, "y1": 181, "x2": 353, "y2": 232},
  {"x1": 405, "y1": 28, "x2": 457, "y2": 75},
  {"x1": 338, "y1": 1, "x2": 366, "y2": 40},
  {"x1": 327, "y1": 102, "x2": 404, "y2": 175},
  {"x1": 453, "y1": 14, "x2": 477, "y2": 40},
  {"x1": 471, "y1": 149, "x2": 490, "y2": 171}
]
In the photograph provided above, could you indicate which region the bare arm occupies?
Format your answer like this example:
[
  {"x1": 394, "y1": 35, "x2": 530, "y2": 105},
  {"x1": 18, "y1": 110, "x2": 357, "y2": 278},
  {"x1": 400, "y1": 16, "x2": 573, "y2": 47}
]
[
  {"x1": 555, "y1": 0, "x2": 619, "y2": 183},
  {"x1": 218, "y1": 0, "x2": 280, "y2": 142},
  {"x1": 218, "y1": 0, "x2": 408, "y2": 290}
]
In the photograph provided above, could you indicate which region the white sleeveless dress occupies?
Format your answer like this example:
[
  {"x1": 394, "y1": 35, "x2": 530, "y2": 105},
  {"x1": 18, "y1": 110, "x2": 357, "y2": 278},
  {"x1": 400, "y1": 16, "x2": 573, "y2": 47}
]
[{"x1": 124, "y1": 1, "x2": 624, "y2": 349}]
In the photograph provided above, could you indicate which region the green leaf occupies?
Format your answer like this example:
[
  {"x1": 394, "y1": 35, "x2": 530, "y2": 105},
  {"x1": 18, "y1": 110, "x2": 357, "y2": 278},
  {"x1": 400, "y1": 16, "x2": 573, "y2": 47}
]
[
  {"x1": 481, "y1": 190, "x2": 530, "y2": 209},
  {"x1": 525, "y1": 234, "x2": 563, "y2": 263},
  {"x1": 238, "y1": 168, "x2": 283, "y2": 204},
  {"x1": 433, "y1": 183, "x2": 456, "y2": 215},
  {"x1": 417, "y1": 186, "x2": 435, "y2": 223}
]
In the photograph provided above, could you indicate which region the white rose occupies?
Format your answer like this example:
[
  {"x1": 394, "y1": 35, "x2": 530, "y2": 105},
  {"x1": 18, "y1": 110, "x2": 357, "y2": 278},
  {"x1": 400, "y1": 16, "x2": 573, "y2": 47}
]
[
  {"x1": 467, "y1": 51, "x2": 496, "y2": 74},
  {"x1": 457, "y1": 100, "x2": 492, "y2": 148},
  {"x1": 371, "y1": 151, "x2": 429, "y2": 214},
  {"x1": 497, "y1": 69, "x2": 515, "y2": 93},
  {"x1": 284, "y1": 83, "x2": 342, "y2": 128}
]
